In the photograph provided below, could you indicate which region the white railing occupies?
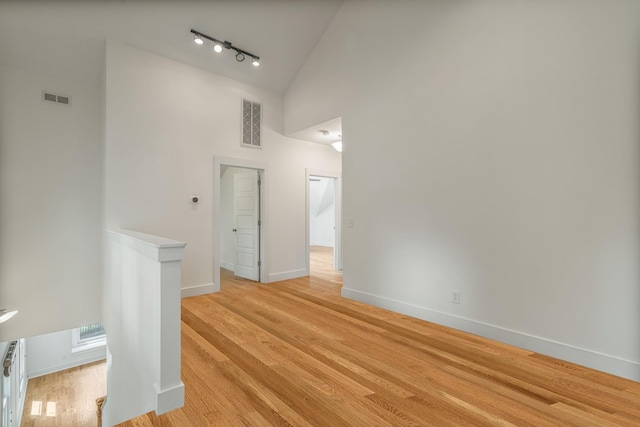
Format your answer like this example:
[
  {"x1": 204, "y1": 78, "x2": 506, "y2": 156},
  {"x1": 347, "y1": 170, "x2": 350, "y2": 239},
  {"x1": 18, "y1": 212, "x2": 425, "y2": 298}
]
[
  {"x1": 102, "y1": 230, "x2": 185, "y2": 426},
  {"x1": 1, "y1": 339, "x2": 26, "y2": 427}
]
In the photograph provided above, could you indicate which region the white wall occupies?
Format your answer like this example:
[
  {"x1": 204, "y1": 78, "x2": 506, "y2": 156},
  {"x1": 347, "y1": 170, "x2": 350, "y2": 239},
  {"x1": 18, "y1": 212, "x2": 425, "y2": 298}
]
[
  {"x1": 25, "y1": 330, "x2": 105, "y2": 378},
  {"x1": 309, "y1": 177, "x2": 335, "y2": 247},
  {"x1": 286, "y1": 0, "x2": 640, "y2": 380},
  {"x1": 103, "y1": 230, "x2": 185, "y2": 425},
  {"x1": 105, "y1": 41, "x2": 341, "y2": 291},
  {"x1": 0, "y1": 65, "x2": 104, "y2": 342}
]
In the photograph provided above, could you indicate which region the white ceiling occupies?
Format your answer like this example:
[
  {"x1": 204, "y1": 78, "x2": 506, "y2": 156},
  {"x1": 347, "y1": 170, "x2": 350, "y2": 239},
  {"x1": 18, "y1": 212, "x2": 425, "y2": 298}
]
[
  {"x1": 289, "y1": 117, "x2": 342, "y2": 145},
  {"x1": 0, "y1": 0, "x2": 342, "y2": 94}
]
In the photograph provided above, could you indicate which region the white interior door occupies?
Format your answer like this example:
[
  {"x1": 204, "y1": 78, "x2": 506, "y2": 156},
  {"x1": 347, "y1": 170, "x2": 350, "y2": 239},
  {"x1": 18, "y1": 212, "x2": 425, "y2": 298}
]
[{"x1": 234, "y1": 170, "x2": 259, "y2": 281}]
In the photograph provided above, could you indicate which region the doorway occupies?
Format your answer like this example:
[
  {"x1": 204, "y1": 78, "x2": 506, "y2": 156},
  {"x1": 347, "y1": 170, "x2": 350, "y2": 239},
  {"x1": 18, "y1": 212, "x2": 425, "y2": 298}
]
[
  {"x1": 214, "y1": 157, "x2": 267, "y2": 290},
  {"x1": 306, "y1": 168, "x2": 342, "y2": 277},
  {"x1": 220, "y1": 167, "x2": 262, "y2": 281}
]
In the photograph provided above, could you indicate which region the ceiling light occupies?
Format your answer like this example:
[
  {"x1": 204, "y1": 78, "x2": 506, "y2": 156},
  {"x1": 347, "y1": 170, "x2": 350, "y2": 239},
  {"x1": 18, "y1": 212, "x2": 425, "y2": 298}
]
[
  {"x1": 190, "y1": 29, "x2": 260, "y2": 68},
  {"x1": 0, "y1": 309, "x2": 17, "y2": 324},
  {"x1": 331, "y1": 141, "x2": 343, "y2": 153}
]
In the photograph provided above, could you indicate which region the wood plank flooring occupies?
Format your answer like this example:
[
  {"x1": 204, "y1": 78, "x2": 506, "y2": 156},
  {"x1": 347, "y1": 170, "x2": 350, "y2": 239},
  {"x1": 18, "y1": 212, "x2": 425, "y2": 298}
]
[
  {"x1": 121, "y1": 247, "x2": 640, "y2": 426},
  {"x1": 21, "y1": 360, "x2": 106, "y2": 427},
  {"x1": 309, "y1": 245, "x2": 342, "y2": 284}
]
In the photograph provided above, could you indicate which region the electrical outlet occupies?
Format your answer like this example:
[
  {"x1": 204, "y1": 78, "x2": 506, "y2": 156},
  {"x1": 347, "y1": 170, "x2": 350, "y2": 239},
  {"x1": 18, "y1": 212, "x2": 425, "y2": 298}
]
[{"x1": 451, "y1": 290, "x2": 461, "y2": 304}]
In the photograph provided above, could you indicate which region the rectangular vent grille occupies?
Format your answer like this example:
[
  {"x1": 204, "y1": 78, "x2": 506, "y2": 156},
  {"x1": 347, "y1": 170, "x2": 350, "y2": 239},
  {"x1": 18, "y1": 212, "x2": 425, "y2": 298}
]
[
  {"x1": 42, "y1": 91, "x2": 71, "y2": 106},
  {"x1": 242, "y1": 99, "x2": 262, "y2": 148}
]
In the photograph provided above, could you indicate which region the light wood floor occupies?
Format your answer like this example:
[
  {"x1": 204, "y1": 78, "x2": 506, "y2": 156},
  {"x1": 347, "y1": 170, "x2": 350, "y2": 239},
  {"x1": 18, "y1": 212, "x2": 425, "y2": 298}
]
[
  {"x1": 21, "y1": 360, "x2": 105, "y2": 427},
  {"x1": 309, "y1": 245, "x2": 341, "y2": 284},
  {"x1": 120, "y1": 248, "x2": 640, "y2": 426},
  {"x1": 17, "y1": 249, "x2": 337, "y2": 427}
]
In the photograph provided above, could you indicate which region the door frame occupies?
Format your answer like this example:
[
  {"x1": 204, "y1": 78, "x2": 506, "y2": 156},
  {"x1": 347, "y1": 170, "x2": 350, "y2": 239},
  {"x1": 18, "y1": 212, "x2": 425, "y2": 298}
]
[
  {"x1": 306, "y1": 168, "x2": 342, "y2": 275},
  {"x1": 214, "y1": 156, "x2": 268, "y2": 290}
]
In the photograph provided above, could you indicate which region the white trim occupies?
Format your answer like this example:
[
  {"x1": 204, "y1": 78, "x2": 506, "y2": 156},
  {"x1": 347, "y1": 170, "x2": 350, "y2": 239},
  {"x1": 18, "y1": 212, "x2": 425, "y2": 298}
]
[
  {"x1": 341, "y1": 287, "x2": 640, "y2": 382},
  {"x1": 71, "y1": 323, "x2": 106, "y2": 355},
  {"x1": 155, "y1": 382, "x2": 185, "y2": 415},
  {"x1": 214, "y1": 156, "x2": 268, "y2": 291},
  {"x1": 71, "y1": 340, "x2": 106, "y2": 354},
  {"x1": 220, "y1": 260, "x2": 235, "y2": 271},
  {"x1": 28, "y1": 349, "x2": 106, "y2": 379},
  {"x1": 306, "y1": 168, "x2": 342, "y2": 275},
  {"x1": 180, "y1": 283, "x2": 216, "y2": 298},
  {"x1": 268, "y1": 269, "x2": 307, "y2": 283},
  {"x1": 310, "y1": 240, "x2": 334, "y2": 248},
  {"x1": 107, "y1": 229, "x2": 186, "y2": 262}
]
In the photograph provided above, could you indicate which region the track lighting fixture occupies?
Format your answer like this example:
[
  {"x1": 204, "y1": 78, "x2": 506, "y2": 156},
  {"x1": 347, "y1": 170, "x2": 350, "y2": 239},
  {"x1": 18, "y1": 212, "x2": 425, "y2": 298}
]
[{"x1": 191, "y1": 29, "x2": 260, "y2": 67}]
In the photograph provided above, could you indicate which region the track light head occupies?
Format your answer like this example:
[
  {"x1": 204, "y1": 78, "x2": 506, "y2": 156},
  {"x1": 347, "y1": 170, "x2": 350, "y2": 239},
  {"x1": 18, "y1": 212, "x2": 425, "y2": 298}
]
[{"x1": 190, "y1": 29, "x2": 259, "y2": 68}]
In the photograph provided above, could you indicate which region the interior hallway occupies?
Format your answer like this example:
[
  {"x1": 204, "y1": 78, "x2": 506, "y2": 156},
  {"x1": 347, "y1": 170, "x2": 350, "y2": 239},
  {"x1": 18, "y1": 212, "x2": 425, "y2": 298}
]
[
  {"x1": 20, "y1": 247, "x2": 640, "y2": 426},
  {"x1": 122, "y1": 260, "x2": 640, "y2": 425}
]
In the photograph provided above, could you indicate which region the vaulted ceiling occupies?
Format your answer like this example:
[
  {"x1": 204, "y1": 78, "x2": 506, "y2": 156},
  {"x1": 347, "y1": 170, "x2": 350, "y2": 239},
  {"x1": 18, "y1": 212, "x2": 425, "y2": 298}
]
[{"x1": 0, "y1": 0, "x2": 342, "y2": 94}]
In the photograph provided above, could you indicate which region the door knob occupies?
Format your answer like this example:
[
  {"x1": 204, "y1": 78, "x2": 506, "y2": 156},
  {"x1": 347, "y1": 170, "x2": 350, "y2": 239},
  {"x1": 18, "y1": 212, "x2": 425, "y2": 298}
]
[{"x1": 233, "y1": 228, "x2": 237, "y2": 232}]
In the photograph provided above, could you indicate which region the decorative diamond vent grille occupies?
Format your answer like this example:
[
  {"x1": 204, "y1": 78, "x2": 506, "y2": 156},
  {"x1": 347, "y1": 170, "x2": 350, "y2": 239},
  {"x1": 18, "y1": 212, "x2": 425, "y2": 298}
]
[{"x1": 242, "y1": 99, "x2": 262, "y2": 148}]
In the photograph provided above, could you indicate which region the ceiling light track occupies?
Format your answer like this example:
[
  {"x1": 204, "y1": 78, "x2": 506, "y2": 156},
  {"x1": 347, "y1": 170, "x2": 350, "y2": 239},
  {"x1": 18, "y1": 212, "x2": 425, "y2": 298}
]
[{"x1": 191, "y1": 29, "x2": 260, "y2": 67}]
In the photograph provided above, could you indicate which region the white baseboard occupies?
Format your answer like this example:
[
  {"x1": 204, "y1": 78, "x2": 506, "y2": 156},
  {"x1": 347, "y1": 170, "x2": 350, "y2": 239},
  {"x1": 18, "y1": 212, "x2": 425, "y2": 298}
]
[
  {"x1": 155, "y1": 382, "x2": 185, "y2": 415},
  {"x1": 181, "y1": 283, "x2": 216, "y2": 298},
  {"x1": 310, "y1": 242, "x2": 334, "y2": 248},
  {"x1": 268, "y1": 269, "x2": 307, "y2": 283},
  {"x1": 341, "y1": 287, "x2": 640, "y2": 382},
  {"x1": 28, "y1": 347, "x2": 106, "y2": 379},
  {"x1": 220, "y1": 260, "x2": 234, "y2": 271}
]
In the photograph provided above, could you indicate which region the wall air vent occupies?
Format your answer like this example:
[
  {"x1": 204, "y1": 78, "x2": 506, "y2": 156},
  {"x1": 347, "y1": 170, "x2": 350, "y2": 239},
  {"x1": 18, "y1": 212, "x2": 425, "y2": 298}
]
[
  {"x1": 241, "y1": 98, "x2": 262, "y2": 148},
  {"x1": 42, "y1": 91, "x2": 71, "y2": 106}
]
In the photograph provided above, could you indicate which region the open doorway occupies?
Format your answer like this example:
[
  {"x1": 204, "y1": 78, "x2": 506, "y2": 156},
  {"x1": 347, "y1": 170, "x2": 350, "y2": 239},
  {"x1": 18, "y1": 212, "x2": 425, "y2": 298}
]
[
  {"x1": 306, "y1": 168, "x2": 342, "y2": 279},
  {"x1": 214, "y1": 157, "x2": 267, "y2": 290}
]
